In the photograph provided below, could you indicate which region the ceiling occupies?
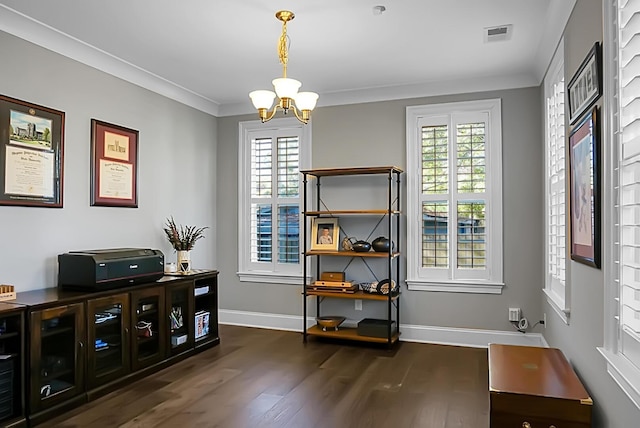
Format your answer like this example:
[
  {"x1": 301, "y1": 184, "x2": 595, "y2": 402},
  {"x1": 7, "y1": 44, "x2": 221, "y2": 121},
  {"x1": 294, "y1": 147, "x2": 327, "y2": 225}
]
[{"x1": 0, "y1": 0, "x2": 575, "y2": 117}]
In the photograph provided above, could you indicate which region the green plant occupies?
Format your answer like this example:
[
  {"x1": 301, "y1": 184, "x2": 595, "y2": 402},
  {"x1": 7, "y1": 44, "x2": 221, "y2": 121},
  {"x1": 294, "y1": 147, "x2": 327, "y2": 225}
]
[{"x1": 163, "y1": 216, "x2": 208, "y2": 251}]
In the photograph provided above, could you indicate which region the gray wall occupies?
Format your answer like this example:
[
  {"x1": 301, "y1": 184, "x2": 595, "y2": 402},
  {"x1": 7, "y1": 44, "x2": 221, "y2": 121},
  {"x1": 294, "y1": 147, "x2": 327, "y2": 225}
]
[
  {"x1": 542, "y1": 1, "x2": 640, "y2": 426},
  {"x1": 0, "y1": 31, "x2": 218, "y2": 291},
  {"x1": 217, "y1": 86, "x2": 544, "y2": 331}
]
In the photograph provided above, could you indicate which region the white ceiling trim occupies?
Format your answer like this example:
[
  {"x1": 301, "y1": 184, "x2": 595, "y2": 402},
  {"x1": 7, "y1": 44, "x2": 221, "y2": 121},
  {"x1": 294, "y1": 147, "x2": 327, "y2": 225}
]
[
  {"x1": 219, "y1": 72, "x2": 538, "y2": 117},
  {"x1": 0, "y1": 4, "x2": 221, "y2": 116}
]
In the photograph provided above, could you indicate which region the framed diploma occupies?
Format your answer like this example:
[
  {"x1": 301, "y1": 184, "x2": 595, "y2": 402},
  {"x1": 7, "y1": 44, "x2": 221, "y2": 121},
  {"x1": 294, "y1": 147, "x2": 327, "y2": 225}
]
[
  {"x1": 0, "y1": 95, "x2": 64, "y2": 207},
  {"x1": 91, "y1": 119, "x2": 139, "y2": 207}
]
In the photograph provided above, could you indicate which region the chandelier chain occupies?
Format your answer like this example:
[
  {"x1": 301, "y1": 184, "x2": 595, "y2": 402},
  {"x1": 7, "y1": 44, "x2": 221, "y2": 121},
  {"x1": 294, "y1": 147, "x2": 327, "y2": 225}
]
[{"x1": 278, "y1": 21, "x2": 289, "y2": 78}]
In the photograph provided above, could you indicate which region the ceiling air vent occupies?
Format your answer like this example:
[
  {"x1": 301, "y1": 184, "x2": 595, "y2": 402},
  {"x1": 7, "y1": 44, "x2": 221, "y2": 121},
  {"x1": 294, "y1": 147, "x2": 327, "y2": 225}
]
[{"x1": 484, "y1": 24, "x2": 513, "y2": 42}]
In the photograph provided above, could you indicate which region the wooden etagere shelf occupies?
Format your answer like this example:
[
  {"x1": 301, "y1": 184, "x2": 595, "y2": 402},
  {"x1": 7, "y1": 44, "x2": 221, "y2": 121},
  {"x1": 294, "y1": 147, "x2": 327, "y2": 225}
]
[
  {"x1": 301, "y1": 166, "x2": 403, "y2": 347},
  {"x1": 306, "y1": 325, "x2": 400, "y2": 344},
  {"x1": 305, "y1": 250, "x2": 400, "y2": 258},
  {"x1": 305, "y1": 289, "x2": 400, "y2": 301},
  {"x1": 305, "y1": 210, "x2": 401, "y2": 216}
]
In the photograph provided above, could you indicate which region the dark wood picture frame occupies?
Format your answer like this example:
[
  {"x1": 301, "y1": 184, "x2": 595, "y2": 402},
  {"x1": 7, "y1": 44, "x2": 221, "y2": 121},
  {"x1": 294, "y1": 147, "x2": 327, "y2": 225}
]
[
  {"x1": 90, "y1": 119, "x2": 139, "y2": 207},
  {"x1": 568, "y1": 42, "x2": 602, "y2": 124},
  {"x1": 569, "y1": 107, "x2": 601, "y2": 268},
  {"x1": 0, "y1": 94, "x2": 64, "y2": 207}
]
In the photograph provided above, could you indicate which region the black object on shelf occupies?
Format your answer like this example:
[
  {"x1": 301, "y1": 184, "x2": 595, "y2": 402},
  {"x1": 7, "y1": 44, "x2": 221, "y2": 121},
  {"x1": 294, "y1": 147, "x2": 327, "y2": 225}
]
[{"x1": 357, "y1": 318, "x2": 397, "y2": 338}]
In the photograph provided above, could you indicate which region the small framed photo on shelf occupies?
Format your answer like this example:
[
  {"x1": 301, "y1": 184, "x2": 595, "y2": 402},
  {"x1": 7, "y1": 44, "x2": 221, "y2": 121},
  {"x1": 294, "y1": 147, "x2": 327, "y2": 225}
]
[
  {"x1": 310, "y1": 218, "x2": 339, "y2": 251},
  {"x1": 90, "y1": 119, "x2": 139, "y2": 207},
  {"x1": 569, "y1": 106, "x2": 600, "y2": 268},
  {"x1": 0, "y1": 94, "x2": 64, "y2": 207},
  {"x1": 568, "y1": 42, "x2": 602, "y2": 124}
]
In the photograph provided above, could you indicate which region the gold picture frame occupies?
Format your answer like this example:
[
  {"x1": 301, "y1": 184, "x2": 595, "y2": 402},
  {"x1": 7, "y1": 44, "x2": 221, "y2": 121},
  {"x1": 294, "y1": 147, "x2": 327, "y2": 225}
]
[{"x1": 310, "y1": 218, "x2": 339, "y2": 251}]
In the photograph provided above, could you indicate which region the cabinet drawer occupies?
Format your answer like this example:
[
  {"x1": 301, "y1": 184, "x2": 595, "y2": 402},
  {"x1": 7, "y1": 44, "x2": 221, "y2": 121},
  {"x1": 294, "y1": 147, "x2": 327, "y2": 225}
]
[
  {"x1": 490, "y1": 410, "x2": 590, "y2": 428},
  {"x1": 490, "y1": 392, "x2": 591, "y2": 426}
]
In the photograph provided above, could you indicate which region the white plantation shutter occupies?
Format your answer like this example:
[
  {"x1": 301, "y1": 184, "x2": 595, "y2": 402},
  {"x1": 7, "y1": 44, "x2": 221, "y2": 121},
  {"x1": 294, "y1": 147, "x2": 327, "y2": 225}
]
[
  {"x1": 544, "y1": 41, "x2": 568, "y2": 312},
  {"x1": 601, "y1": 0, "x2": 640, "y2": 409},
  {"x1": 618, "y1": 0, "x2": 640, "y2": 366},
  {"x1": 406, "y1": 100, "x2": 503, "y2": 293},
  {"x1": 238, "y1": 118, "x2": 311, "y2": 284}
]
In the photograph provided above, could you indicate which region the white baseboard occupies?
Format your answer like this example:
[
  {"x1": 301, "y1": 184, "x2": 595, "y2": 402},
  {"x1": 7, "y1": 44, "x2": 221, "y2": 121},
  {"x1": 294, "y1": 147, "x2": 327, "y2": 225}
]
[{"x1": 219, "y1": 309, "x2": 548, "y2": 348}]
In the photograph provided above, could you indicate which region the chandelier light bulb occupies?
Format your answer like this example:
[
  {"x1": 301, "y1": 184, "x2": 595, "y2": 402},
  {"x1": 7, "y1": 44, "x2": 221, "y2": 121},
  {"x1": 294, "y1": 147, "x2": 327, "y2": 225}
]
[
  {"x1": 272, "y1": 78, "x2": 301, "y2": 99},
  {"x1": 249, "y1": 90, "x2": 276, "y2": 110},
  {"x1": 294, "y1": 92, "x2": 319, "y2": 111}
]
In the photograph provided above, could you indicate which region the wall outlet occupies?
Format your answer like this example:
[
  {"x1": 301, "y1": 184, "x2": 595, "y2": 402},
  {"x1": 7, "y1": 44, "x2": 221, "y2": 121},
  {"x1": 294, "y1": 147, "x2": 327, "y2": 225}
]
[
  {"x1": 508, "y1": 307, "x2": 521, "y2": 322},
  {"x1": 355, "y1": 299, "x2": 363, "y2": 311},
  {"x1": 543, "y1": 312, "x2": 547, "y2": 328}
]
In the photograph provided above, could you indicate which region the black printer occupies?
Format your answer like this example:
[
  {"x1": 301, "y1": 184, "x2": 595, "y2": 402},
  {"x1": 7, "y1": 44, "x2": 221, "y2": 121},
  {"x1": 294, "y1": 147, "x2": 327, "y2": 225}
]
[{"x1": 58, "y1": 248, "x2": 165, "y2": 290}]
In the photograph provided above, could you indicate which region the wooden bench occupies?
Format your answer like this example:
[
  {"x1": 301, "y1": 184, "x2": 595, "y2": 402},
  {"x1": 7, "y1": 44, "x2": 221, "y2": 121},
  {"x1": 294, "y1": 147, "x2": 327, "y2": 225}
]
[{"x1": 488, "y1": 344, "x2": 592, "y2": 428}]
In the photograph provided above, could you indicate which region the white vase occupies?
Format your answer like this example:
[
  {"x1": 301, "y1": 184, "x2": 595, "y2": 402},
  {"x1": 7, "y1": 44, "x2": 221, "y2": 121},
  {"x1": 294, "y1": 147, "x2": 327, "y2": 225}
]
[{"x1": 177, "y1": 250, "x2": 191, "y2": 273}]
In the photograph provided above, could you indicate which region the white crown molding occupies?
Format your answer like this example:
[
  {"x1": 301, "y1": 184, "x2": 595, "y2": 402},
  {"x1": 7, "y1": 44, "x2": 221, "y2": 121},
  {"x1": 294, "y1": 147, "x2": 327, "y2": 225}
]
[
  {"x1": 0, "y1": 4, "x2": 220, "y2": 116},
  {"x1": 219, "y1": 309, "x2": 549, "y2": 348},
  {"x1": 533, "y1": 0, "x2": 577, "y2": 83},
  {"x1": 218, "y1": 72, "x2": 538, "y2": 117}
]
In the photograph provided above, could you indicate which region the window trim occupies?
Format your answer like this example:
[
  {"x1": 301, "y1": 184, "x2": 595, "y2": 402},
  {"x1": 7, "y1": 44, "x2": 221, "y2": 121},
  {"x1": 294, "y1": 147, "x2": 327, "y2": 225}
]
[
  {"x1": 406, "y1": 99, "x2": 503, "y2": 294},
  {"x1": 543, "y1": 38, "x2": 571, "y2": 323},
  {"x1": 237, "y1": 117, "x2": 311, "y2": 284},
  {"x1": 599, "y1": 0, "x2": 640, "y2": 410}
]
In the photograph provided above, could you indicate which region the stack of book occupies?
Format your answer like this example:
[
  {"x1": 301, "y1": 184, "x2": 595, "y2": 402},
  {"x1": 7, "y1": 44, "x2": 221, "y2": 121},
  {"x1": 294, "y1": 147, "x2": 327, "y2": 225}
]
[{"x1": 308, "y1": 280, "x2": 357, "y2": 293}]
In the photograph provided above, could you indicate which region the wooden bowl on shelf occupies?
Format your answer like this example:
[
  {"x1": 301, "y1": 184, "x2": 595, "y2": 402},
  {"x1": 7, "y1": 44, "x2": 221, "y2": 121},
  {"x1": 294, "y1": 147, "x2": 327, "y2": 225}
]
[{"x1": 316, "y1": 316, "x2": 346, "y2": 331}]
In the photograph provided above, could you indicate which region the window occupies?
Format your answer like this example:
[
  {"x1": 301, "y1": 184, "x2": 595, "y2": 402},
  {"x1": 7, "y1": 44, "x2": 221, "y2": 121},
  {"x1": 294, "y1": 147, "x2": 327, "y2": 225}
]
[
  {"x1": 600, "y1": 0, "x2": 640, "y2": 409},
  {"x1": 238, "y1": 117, "x2": 311, "y2": 284},
  {"x1": 544, "y1": 40, "x2": 570, "y2": 323},
  {"x1": 406, "y1": 99, "x2": 503, "y2": 293}
]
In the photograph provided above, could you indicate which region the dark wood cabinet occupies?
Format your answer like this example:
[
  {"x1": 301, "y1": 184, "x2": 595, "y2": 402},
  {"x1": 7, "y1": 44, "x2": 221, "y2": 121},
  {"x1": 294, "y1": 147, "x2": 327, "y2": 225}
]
[
  {"x1": 28, "y1": 303, "x2": 85, "y2": 418},
  {"x1": 0, "y1": 303, "x2": 26, "y2": 428},
  {"x1": 86, "y1": 294, "x2": 131, "y2": 390},
  {"x1": 488, "y1": 344, "x2": 592, "y2": 428},
  {"x1": 12, "y1": 269, "x2": 219, "y2": 425},
  {"x1": 130, "y1": 286, "x2": 166, "y2": 371}
]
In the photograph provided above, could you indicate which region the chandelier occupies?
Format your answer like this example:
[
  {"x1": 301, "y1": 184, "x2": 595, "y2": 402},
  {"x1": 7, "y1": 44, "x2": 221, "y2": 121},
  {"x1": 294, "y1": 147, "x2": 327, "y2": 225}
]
[{"x1": 249, "y1": 10, "x2": 319, "y2": 124}]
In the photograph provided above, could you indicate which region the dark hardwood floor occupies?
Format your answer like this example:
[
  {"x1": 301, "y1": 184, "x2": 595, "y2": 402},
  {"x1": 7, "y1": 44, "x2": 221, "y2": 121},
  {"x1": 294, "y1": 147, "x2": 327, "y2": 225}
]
[{"x1": 38, "y1": 325, "x2": 490, "y2": 428}]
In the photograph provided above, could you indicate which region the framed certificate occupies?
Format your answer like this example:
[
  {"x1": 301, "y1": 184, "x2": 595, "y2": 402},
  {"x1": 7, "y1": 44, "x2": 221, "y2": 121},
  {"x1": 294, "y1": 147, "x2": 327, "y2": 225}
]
[
  {"x1": 90, "y1": 119, "x2": 139, "y2": 207},
  {"x1": 0, "y1": 94, "x2": 64, "y2": 207}
]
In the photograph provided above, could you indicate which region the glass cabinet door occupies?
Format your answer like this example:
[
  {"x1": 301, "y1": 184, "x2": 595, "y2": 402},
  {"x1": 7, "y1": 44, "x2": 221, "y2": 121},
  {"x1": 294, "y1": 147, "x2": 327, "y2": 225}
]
[
  {"x1": 166, "y1": 281, "x2": 194, "y2": 356},
  {"x1": 0, "y1": 306, "x2": 25, "y2": 425},
  {"x1": 131, "y1": 287, "x2": 166, "y2": 371},
  {"x1": 86, "y1": 294, "x2": 130, "y2": 389},
  {"x1": 30, "y1": 303, "x2": 85, "y2": 413}
]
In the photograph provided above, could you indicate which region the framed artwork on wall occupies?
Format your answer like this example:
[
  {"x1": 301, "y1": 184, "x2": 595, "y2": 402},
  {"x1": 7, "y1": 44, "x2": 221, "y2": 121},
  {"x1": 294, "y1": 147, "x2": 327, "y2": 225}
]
[
  {"x1": 310, "y1": 217, "x2": 339, "y2": 251},
  {"x1": 568, "y1": 42, "x2": 602, "y2": 124},
  {"x1": 90, "y1": 119, "x2": 139, "y2": 207},
  {"x1": 0, "y1": 94, "x2": 65, "y2": 207},
  {"x1": 569, "y1": 107, "x2": 601, "y2": 268}
]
